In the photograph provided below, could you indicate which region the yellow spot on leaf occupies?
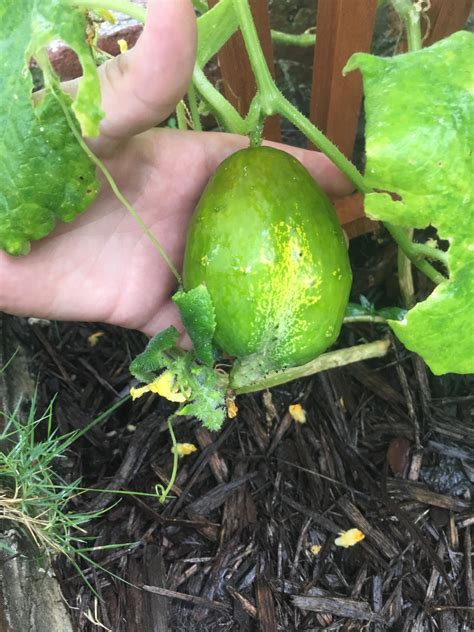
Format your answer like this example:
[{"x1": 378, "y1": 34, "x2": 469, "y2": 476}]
[
  {"x1": 130, "y1": 371, "x2": 189, "y2": 403},
  {"x1": 117, "y1": 38, "x2": 128, "y2": 54},
  {"x1": 172, "y1": 443, "x2": 197, "y2": 457},
  {"x1": 87, "y1": 331, "x2": 104, "y2": 347},
  {"x1": 289, "y1": 403, "x2": 306, "y2": 423},
  {"x1": 335, "y1": 528, "x2": 365, "y2": 548},
  {"x1": 309, "y1": 544, "x2": 322, "y2": 555}
]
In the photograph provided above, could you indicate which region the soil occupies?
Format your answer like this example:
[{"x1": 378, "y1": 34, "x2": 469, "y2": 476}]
[
  {"x1": 1, "y1": 231, "x2": 472, "y2": 631},
  {"x1": 2, "y1": 3, "x2": 473, "y2": 630}
]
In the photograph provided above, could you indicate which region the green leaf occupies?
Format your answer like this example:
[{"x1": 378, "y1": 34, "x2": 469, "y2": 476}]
[
  {"x1": 178, "y1": 364, "x2": 227, "y2": 432},
  {"x1": 0, "y1": 0, "x2": 103, "y2": 255},
  {"x1": 390, "y1": 262, "x2": 474, "y2": 374},
  {"x1": 345, "y1": 32, "x2": 474, "y2": 374},
  {"x1": 130, "y1": 328, "x2": 228, "y2": 431},
  {"x1": 173, "y1": 286, "x2": 216, "y2": 366},
  {"x1": 345, "y1": 301, "x2": 406, "y2": 322},
  {"x1": 129, "y1": 327, "x2": 181, "y2": 383}
]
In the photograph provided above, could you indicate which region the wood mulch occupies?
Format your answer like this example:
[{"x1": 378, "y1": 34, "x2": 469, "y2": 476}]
[{"x1": 3, "y1": 243, "x2": 472, "y2": 631}]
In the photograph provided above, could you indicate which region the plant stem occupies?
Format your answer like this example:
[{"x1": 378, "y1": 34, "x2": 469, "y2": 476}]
[
  {"x1": 232, "y1": 0, "x2": 370, "y2": 194},
  {"x1": 411, "y1": 242, "x2": 449, "y2": 266},
  {"x1": 192, "y1": 65, "x2": 247, "y2": 133},
  {"x1": 71, "y1": 0, "x2": 146, "y2": 21},
  {"x1": 232, "y1": 0, "x2": 277, "y2": 113},
  {"x1": 343, "y1": 315, "x2": 388, "y2": 325},
  {"x1": 398, "y1": 244, "x2": 415, "y2": 307},
  {"x1": 176, "y1": 101, "x2": 188, "y2": 131},
  {"x1": 390, "y1": 0, "x2": 425, "y2": 305},
  {"x1": 232, "y1": 339, "x2": 391, "y2": 394},
  {"x1": 157, "y1": 415, "x2": 179, "y2": 504},
  {"x1": 187, "y1": 83, "x2": 203, "y2": 132},
  {"x1": 386, "y1": 224, "x2": 446, "y2": 285},
  {"x1": 192, "y1": 0, "x2": 209, "y2": 13},
  {"x1": 271, "y1": 29, "x2": 316, "y2": 47},
  {"x1": 391, "y1": 0, "x2": 422, "y2": 51},
  {"x1": 277, "y1": 97, "x2": 371, "y2": 194}
]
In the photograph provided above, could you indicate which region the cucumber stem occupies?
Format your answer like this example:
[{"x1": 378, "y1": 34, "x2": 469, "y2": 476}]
[{"x1": 232, "y1": 339, "x2": 391, "y2": 394}]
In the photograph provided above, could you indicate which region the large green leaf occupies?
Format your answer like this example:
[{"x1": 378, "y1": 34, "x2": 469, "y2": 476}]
[
  {"x1": 0, "y1": 0, "x2": 102, "y2": 255},
  {"x1": 345, "y1": 32, "x2": 474, "y2": 374}
]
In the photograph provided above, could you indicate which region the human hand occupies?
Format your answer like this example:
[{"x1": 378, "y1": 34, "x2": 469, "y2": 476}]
[{"x1": 0, "y1": 0, "x2": 353, "y2": 337}]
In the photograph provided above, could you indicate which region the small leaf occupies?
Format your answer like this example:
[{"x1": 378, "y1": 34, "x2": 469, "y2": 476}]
[
  {"x1": 130, "y1": 331, "x2": 228, "y2": 432},
  {"x1": 178, "y1": 364, "x2": 227, "y2": 431},
  {"x1": 129, "y1": 327, "x2": 180, "y2": 383},
  {"x1": 173, "y1": 286, "x2": 216, "y2": 366},
  {"x1": 345, "y1": 302, "x2": 406, "y2": 321}
]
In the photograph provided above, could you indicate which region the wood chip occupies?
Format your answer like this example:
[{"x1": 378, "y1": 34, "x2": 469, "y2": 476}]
[
  {"x1": 256, "y1": 578, "x2": 277, "y2": 632},
  {"x1": 387, "y1": 479, "x2": 469, "y2": 512},
  {"x1": 292, "y1": 595, "x2": 384, "y2": 622},
  {"x1": 141, "y1": 585, "x2": 229, "y2": 612}
]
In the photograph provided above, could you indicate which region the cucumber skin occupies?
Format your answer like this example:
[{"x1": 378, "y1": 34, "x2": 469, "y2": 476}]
[{"x1": 183, "y1": 146, "x2": 352, "y2": 369}]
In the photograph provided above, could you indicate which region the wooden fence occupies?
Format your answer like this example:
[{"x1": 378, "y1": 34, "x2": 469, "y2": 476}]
[{"x1": 210, "y1": 0, "x2": 471, "y2": 239}]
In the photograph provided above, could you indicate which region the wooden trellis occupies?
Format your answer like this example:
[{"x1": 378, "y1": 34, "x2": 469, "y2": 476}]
[{"x1": 211, "y1": 0, "x2": 471, "y2": 239}]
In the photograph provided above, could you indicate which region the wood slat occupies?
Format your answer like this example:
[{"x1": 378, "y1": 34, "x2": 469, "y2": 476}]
[
  {"x1": 208, "y1": 0, "x2": 280, "y2": 141},
  {"x1": 423, "y1": 0, "x2": 472, "y2": 47},
  {"x1": 310, "y1": 0, "x2": 378, "y2": 159},
  {"x1": 308, "y1": 0, "x2": 377, "y2": 240},
  {"x1": 334, "y1": 193, "x2": 377, "y2": 241}
]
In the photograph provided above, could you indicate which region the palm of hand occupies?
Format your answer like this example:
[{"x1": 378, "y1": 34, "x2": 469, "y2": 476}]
[{"x1": 0, "y1": 0, "x2": 352, "y2": 337}]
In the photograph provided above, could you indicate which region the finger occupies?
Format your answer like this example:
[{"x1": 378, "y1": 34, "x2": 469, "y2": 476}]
[{"x1": 95, "y1": 0, "x2": 196, "y2": 153}]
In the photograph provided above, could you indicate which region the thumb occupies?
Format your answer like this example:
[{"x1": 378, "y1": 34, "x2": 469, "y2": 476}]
[{"x1": 95, "y1": 0, "x2": 196, "y2": 153}]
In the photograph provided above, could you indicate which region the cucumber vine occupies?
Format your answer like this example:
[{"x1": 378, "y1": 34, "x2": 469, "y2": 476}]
[{"x1": 1, "y1": 0, "x2": 473, "y2": 486}]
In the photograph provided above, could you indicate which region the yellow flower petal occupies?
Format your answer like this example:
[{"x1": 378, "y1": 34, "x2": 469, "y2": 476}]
[
  {"x1": 172, "y1": 443, "x2": 198, "y2": 457},
  {"x1": 130, "y1": 371, "x2": 189, "y2": 403},
  {"x1": 87, "y1": 331, "x2": 104, "y2": 347},
  {"x1": 117, "y1": 38, "x2": 128, "y2": 54},
  {"x1": 309, "y1": 544, "x2": 322, "y2": 555},
  {"x1": 289, "y1": 403, "x2": 306, "y2": 423},
  {"x1": 335, "y1": 528, "x2": 365, "y2": 548},
  {"x1": 226, "y1": 397, "x2": 238, "y2": 419}
]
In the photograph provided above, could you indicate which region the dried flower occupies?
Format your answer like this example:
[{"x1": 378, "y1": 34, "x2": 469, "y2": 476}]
[
  {"x1": 117, "y1": 39, "x2": 128, "y2": 54},
  {"x1": 87, "y1": 331, "x2": 104, "y2": 347},
  {"x1": 172, "y1": 443, "x2": 198, "y2": 457},
  {"x1": 130, "y1": 371, "x2": 189, "y2": 403},
  {"x1": 335, "y1": 528, "x2": 365, "y2": 548},
  {"x1": 289, "y1": 403, "x2": 306, "y2": 423}
]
